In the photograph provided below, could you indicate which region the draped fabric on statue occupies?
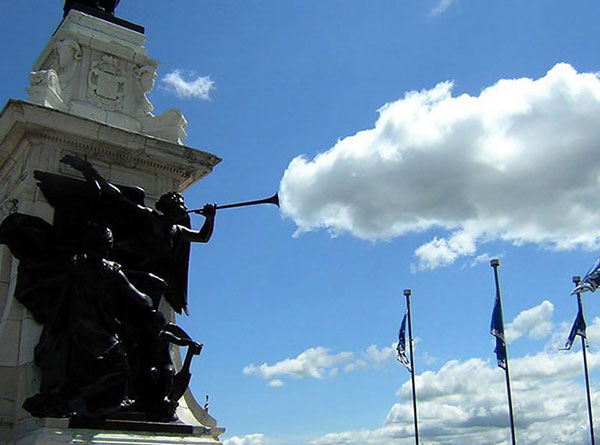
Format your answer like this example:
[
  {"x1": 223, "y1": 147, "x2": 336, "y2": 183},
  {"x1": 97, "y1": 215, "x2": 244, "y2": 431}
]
[{"x1": 33, "y1": 171, "x2": 192, "y2": 314}]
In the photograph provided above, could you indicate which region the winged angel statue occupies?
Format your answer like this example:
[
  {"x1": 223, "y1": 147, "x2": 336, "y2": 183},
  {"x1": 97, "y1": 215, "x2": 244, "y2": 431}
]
[{"x1": 0, "y1": 155, "x2": 215, "y2": 422}]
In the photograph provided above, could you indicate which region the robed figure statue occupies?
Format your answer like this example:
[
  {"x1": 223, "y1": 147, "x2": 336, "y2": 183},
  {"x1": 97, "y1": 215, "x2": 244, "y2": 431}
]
[{"x1": 0, "y1": 155, "x2": 215, "y2": 422}]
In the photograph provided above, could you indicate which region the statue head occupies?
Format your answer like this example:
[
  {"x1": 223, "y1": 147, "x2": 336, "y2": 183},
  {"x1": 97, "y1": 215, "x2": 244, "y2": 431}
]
[
  {"x1": 156, "y1": 192, "x2": 187, "y2": 218},
  {"x1": 83, "y1": 222, "x2": 114, "y2": 260},
  {"x1": 134, "y1": 64, "x2": 157, "y2": 93},
  {"x1": 55, "y1": 39, "x2": 81, "y2": 70}
]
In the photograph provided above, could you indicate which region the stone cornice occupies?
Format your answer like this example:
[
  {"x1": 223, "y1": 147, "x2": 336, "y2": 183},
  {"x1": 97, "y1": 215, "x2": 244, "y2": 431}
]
[{"x1": 0, "y1": 99, "x2": 221, "y2": 190}]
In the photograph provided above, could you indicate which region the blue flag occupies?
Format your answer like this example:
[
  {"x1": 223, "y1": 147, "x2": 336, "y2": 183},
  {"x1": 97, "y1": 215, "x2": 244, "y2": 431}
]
[
  {"x1": 396, "y1": 311, "x2": 411, "y2": 372},
  {"x1": 572, "y1": 257, "x2": 600, "y2": 295},
  {"x1": 562, "y1": 306, "x2": 587, "y2": 351},
  {"x1": 490, "y1": 292, "x2": 507, "y2": 370}
]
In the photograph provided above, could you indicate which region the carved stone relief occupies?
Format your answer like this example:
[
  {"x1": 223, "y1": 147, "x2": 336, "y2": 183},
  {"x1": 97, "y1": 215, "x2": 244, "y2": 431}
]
[{"x1": 88, "y1": 55, "x2": 127, "y2": 110}]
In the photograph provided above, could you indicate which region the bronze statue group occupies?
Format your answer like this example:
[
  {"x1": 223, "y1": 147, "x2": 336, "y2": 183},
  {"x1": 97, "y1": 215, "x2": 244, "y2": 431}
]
[{"x1": 0, "y1": 155, "x2": 216, "y2": 422}]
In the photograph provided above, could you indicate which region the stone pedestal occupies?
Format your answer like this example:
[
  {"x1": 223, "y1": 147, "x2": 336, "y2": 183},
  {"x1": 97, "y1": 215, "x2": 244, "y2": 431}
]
[
  {"x1": 0, "y1": 8, "x2": 223, "y2": 445},
  {"x1": 12, "y1": 418, "x2": 222, "y2": 444}
]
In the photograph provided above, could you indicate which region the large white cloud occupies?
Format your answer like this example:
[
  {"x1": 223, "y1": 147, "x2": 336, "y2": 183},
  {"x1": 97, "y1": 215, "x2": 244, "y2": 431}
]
[
  {"x1": 310, "y1": 352, "x2": 600, "y2": 444},
  {"x1": 238, "y1": 305, "x2": 598, "y2": 443},
  {"x1": 280, "y1": 64, "x2": 600, "y2": 270},
  {"x1": 308, "y1": 311, "x2": 600, "y2": 445}
]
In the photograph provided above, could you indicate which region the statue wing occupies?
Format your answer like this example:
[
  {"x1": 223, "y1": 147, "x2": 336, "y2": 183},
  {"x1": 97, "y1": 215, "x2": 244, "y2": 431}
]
[
  {"x1": 34, "y1": 170, "x2": 148, "y2": 257},
  {"x1": 0, "y1": 213, "x2": 70, "y2": 322},
  {"x1": 34, "y1": 170, "x2": 192, "y2": 316}
]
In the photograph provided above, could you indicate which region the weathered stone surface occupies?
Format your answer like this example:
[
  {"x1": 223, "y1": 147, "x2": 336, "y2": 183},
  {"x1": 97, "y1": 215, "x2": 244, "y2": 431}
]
[{"x1": 28, "y1": 10, "x2": 189, "y2": 145}]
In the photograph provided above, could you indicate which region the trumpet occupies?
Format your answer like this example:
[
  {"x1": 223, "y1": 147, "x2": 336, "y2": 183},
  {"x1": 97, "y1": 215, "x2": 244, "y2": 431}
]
[{"x1": 187, "y1": 192, "x2": 280, "y2": 214}]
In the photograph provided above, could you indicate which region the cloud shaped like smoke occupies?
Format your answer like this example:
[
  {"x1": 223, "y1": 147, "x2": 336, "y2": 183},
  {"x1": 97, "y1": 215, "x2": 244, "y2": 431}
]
[{"x1": 280, "y1": 64, "x2": 600, "y2": 270}]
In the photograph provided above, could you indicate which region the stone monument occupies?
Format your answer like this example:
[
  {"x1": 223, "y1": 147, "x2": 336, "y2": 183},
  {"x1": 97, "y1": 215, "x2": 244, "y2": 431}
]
[{"x1": 0, "y1": 3, "x2": 224, "y2": 444}]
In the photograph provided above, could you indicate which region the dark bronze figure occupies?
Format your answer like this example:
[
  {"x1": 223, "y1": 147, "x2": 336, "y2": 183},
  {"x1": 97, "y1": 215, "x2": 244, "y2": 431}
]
[
  {"x1": 37, "y1": 155, "x2": 217, "y2": 315},
  {"x1": 0, "y1": 155, "x2": 213, "y2": 422}
]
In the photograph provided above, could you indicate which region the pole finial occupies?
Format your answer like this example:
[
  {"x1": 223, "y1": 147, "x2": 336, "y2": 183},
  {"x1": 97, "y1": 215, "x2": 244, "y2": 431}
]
[
  {"x1": 573, "y1": 275, "x2": 581, "y2": 285},
  {"x1": 490, "y1": 258, "x2": 500, "y2": 267},
  {"x1": 403, "y1": 289, "x2": 411, "y2": 297}
]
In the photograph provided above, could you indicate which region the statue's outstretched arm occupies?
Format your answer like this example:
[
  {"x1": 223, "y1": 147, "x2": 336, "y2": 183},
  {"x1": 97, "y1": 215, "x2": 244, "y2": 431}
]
[
  {"x1": 179, "y1": 203, "x2": 216, "y2": 243},
  {"x1": 61, "y1": 155, "x2": 121, "y2": 197},
  {"x1": 61, "y1": 155, "x2": 148, "y2": 215}
]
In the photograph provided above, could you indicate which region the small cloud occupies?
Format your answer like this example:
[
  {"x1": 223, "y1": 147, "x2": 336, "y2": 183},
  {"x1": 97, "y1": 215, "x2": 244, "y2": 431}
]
[
  {"x1": 421, "y1": 351, "x2": 437, "y2": 365},
  {"x1": 244, "y1": 343, "x2": 401, "y2": 386},
  {"x1": 344, "y1": 360, "x2": 368, "y2": 373},
  {"x1": 461, "y1": 252, "x2": 499, "y2": 269},
  {"x1": 431, "y1": 0, "x2": 456, "y2": 15},
  {"x1": 161, "y1": 69, "x2": 214, "y2": 100},
  {"x1": 413, "y1": 232, "x2": 476, "y2": 271},
  {"x1": 363, "y1": 343, "x2": 397, "y2": 364},
  {"x1": 505, "y1": 300, "x2": 554, "y2": 343},
  {"x1": 223, "y1": 433, "x2": 266, "y2": 445},
  {"x1": 242, "y1": 347, "x2": 355, "y2": 383}
]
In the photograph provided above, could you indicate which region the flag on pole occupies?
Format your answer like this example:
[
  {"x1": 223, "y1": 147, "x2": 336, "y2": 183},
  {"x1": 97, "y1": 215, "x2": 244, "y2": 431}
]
[
  {"x1": 396, "y1": 311, "x2": 411, "y2": 372},
  {"x1": 203, "y1": 395, "x2": 209, "y2": 413},
  {"x1": 491, "y1": 291, "x2": 507, "y2": 370},
  {"x1": 572, "y1": 257, "x2": 600, "y2": 295},
  {"x1": 561, "y1": 306, "x2": 587, "y2": 351}
]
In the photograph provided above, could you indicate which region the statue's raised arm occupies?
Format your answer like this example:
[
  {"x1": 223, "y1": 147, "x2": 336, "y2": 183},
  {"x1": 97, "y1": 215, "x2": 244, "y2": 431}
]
[{"x1": 58, "y1": 154, "x2": 216, "y2": 315}]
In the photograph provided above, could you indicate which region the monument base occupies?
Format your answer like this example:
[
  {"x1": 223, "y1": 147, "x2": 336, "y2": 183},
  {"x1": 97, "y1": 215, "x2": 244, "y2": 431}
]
[{"x1": 11, "y1": 418, "x2": 223, "y2": 444}]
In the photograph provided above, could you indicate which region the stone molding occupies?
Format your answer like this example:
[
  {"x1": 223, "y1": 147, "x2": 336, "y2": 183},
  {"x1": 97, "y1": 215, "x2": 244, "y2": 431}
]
[
  {"x1": 0, "y1": 99, "x2": 223, "y2": 443},
  {"x1": 0, "y1": 100, "x2": 221, "y2": 198},
  {"x1": 28, "y1": 10, "x2": 189, "y2": 145}
]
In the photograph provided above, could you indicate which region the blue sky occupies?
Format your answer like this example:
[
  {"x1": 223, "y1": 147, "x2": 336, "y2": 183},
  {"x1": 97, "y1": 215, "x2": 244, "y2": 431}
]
[{"x1": 4, "y1": 1, "x2": 600, "y2": 444}]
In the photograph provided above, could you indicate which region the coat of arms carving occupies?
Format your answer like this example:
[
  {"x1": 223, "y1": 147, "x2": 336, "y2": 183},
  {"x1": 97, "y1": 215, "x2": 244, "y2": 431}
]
[{"x1": 88, "y1": 55, "x2": 126, "y2": 110}]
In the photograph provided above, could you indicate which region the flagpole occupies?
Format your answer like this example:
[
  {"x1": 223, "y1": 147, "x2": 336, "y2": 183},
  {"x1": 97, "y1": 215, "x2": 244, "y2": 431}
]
[
  {"x1": 490, "y1": 259, "x2": 517, "y2": 445},
  {"x1": 404, "y1": 289, "x2": 420, "y2": 445},
  {"x1": 573, "y1": 275, "x2": 596, "y2": 445}
]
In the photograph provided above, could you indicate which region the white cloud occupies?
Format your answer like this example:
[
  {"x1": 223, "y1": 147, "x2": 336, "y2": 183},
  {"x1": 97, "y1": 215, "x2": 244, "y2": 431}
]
[
  {"x1": 430, "y1": 0, "x2": 456, "y2": 15},
  {"x1": 280, "y1": 64, "x2": 600, "y2": 270},
  {"x1": 587, "y1": 316, "x2": 600, "y2": 344},
  {"x1": 505, "y1": 300, "x2": 554, "y2": 342},
  {"x1": 462, "y1": 252, "x2": 499, "y2": 269},
  {"x1": 223, "y1": 434, "x2": 266, "y2": 445},
  {"x1": 161, "y1": 69, "x2": 214, "y2": 100},
  {"x1": 311, "y1": 352, "x2": 600, "y2": 444},
  {"x1": 413, "y1": 231, "x2": 475, "y2": 271},
  {"x1": 242, "y1": 347, "x2": 355, "y2": 385},
  {"x1": 309, "y1": 313, "x2": 600, "y2": 444},
  {"x1": 244, "y1": 344, "x2": 399, "y2": 385},
  {"x1": 364, "y1": 343, "x2": 397, "y2": 364}
]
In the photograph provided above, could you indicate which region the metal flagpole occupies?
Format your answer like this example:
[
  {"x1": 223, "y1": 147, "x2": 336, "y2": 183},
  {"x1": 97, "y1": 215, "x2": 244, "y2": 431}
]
[
  {"x1": 404, "y1": 289, "x2": 420, "y2": 445},
  {"x1": 490, "y1": 259, "x2": 517, "y2": 445},
  {"x1": 573, "y1": 275, "x2": 596, "y2": 445}
]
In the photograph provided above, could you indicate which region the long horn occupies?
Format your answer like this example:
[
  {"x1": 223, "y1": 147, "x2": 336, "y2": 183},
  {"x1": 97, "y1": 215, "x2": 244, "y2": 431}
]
[{"x1": 187, "y1": 192, "x2": 279, "y2": 214}]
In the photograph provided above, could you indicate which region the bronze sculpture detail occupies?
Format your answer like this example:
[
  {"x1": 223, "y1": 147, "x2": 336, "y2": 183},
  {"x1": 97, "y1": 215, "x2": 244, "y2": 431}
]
[{"x1": 0, "y1": 155, "x2": 215, "y2": 422}]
